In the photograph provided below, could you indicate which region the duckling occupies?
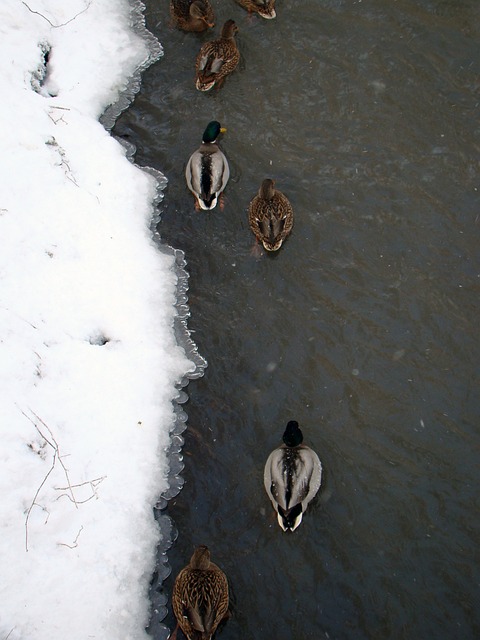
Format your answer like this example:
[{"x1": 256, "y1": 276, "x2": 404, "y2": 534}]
[
  {"x1": 195, "y1": 20, "x2": 240, "y2": 92},
  {"x1": 185, "y1": 121, "x2": 230, "y2": 210},
  {"x1": 264, "y1": 421, "x2": 322, "y2": 532},
  {"x1": 235, "y1": 0, "x2": 276, "y2": 19},
  {"x1": 171, "y1": 545, "x2": 229, "y2": 640},
  {"x1": 170, "y1": 0, "x2": 215, "y2": 32},
  {"x1": 248, "y1": 178, "x2": 294, "y2": 251}
]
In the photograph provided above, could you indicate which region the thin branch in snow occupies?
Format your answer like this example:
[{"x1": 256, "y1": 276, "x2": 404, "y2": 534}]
[
  {"x1": 20, "y1": 408, "x2": 78, "y2": 551},
  {"x1": 23, "y1": 446, "x2": 56, "y2": 552},
  {"x1": 4, "y1": 629, "x2": 15, "y2": 640},
  {"x1": 44, "y1": 136, "x2": 79, "y2": 186},
  {"x1": 58, "y1": 525, "x2": 84, "y2": 549},
  {"x1": 29, "y1": 409, "x2": 78, "y2": 506},
  {"x1": 21, "y1": 1, "x2": 92, "y2": 28},
  {"x1": 65, "y1": 174, "x2": 79, "y2": 188},
  {"x1": 0, "y1": 306, "x2": 38, "y2": 329},
  {"x1": 55, "y1": 476, "x2": 107, "y2": 504},
  {"x1": 47, "y1": 111, "x2": 67, "y2": 126},
  {"x1": 20, "y1": 408, "x2": 107, "y2": 551}
]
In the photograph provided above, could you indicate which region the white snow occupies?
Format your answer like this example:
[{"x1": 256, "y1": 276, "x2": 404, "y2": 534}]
[{"x1": 0, "y1": 1, "x2": 195, "y2": 638}]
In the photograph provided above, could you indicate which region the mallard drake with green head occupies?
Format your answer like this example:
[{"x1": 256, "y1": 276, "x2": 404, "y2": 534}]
[
  {"x1": 195, "y1": 20, "x2": 240, "y2": 92},
  {"x1": 185, "y1": 121, "x2": 229, "y2": 210},
  {"x1": 171, "y1": 545, "x2": 229, "y2": 640},
  {"x1": 264, "y1": 421, "x2": 322, "y2": 532},
  {"x1": 235, "y1": 0, "x2": 276, "y2": 19},
  {"x1": 170, "y1": 0, "x2": 215, "y2": 32},
  {"x1": 248, "y1": 178, "x2": 294, "y2": 251}
]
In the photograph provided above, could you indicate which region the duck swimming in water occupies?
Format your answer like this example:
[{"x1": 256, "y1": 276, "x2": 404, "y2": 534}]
[
  {"x1": 264, "y1": 421, "x2": 322, "y2": 531},
  {"x1": 195, "y1": 20, "x2": 240, "y2": 92},
  {"x1": 185, "y1": 121, "x2": 230, "y2": 210},
  {"x1": 171, "y1": 545, "x2": 229, "y2": 640},
  {"x1": 235, "y1": 0, "x2": 276, "y2": 19},
  {"x1": 170, "y1": 0, "x2": 215, "y2": 32},
  {"x1": 248, "y1": 178, "x2": 294, "y2": 251}
]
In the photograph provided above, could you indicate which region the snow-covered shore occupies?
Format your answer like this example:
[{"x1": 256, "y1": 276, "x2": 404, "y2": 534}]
[{"x1": 0, "y1": 1, "x2": 196, "y2": 637}]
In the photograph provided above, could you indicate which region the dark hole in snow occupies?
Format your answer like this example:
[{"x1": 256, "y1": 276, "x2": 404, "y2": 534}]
[
  {"x1": 89, "y1": 334, "x2": 110, "y2": 346},
  {"x1": 31, "y1": 42, "x2": 57, "y2": 96}
]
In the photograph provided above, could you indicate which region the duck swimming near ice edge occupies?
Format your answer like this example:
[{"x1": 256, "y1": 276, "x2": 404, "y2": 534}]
[
  {"x1": 264, "y1": 421, "x2": 322, "y2": 531},
  {"x1": 170, "y1": 0, "x2": 215, "y2": 32},
  {"x1": 171, "y1": 545, "x2": 229, "y2": 640},
  {"x1": 185, "y1": 121, "x2": 230, "y2": 211}
]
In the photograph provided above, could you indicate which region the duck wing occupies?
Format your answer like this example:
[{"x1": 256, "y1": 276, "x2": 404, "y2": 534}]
[
  {"x1": 186, "y1": 145, "x2": 229, "y2": 209},
  {"x1": 196, "y1": 40, "x2": 239, "y2": 77},
  {"x1": 292, "y1": 447, "x2": 322, "y2": 509},
  {"x1": 185, "y1": 604, "x2": 206, "y2": 633},
  {"x1": 250, "y1": 193, "x2": 293, "y2": 245},
  {"x1": 264, "y1": 446, "x2": 321, "y2": 511},
  {"x1": 174, "y1": 567, "x2": 228, "y2": 638},
  {"x1": 257, "y1": 211, "x2": 286, "y2": 246}
]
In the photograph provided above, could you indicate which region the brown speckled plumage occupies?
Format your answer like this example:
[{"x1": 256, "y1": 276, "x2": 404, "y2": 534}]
[
  {"x1": 172, "y1": 546, "x2": 229, "y2": 640},
  {"x1": 170, "y1": 0, "x2": 214, "y2": 32},
  {"x1": 235, "y1": 0, "x2": 276, "y2": 19},
  {"x1": 248, "y1": 179, "x2": 294, "y2": 251},
  {"x1": 195, "y1": 20, "x2": 240, "y2": 92}
]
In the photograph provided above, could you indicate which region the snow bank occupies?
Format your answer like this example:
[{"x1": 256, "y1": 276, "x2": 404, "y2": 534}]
[{"x1": 0, "y1": 1, "x2": 196, "y2": 638}]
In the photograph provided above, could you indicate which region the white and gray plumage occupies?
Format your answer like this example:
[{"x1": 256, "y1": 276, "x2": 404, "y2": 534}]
[
  {"x1": 264, "y1": 421, "x2": 322, "y2": 531},
  {"x1": 185, "y1": 121, "x2": 230, "y2": 211}
]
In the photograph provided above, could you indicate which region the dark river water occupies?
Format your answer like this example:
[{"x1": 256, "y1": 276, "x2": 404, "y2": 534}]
[{"x1": 114, "y1": 0, "x2": 480, "y2": 638}]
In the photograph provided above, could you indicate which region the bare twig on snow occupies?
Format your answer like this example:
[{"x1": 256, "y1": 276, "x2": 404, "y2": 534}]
[{"x1": 22, "y1": 1, "x2": 92, "y2": 28}]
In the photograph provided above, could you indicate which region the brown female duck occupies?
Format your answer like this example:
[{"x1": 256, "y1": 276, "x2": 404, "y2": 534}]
[
  {"x1": 170, "y1": 0, "x2": 215, "y2": 32},
  {"x1": 171, "y1": 545, "x2": 229, "y2": 640},
  {"x1": 195, "y1": 20, "x2": 240, "y2": 91},
  {"x1": 248, "y1": 178, "x2": 294, "y2": 251},
  {"x1": 235, "y1": 0, "x2": 276, "y2": 19}
]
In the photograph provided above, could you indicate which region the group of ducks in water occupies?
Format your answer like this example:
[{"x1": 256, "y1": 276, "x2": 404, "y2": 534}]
[
  {"x1": 185, "y1": 121, "x2": 294, "y2": 252},
  {"x1": 168, "y1": 2, "x2": 323, "y2": 638},
  {"x1": 172, "y1": 0, "x2": 294, "y2": 253},
  {"x1": 171, "y1": 422, "x2": 322, "y2": 640}
]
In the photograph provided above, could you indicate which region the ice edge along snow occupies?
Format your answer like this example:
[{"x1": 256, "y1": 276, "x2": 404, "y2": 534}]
[{"x1": 105, "y1": 0, "x2": 208, "y2": 635}]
